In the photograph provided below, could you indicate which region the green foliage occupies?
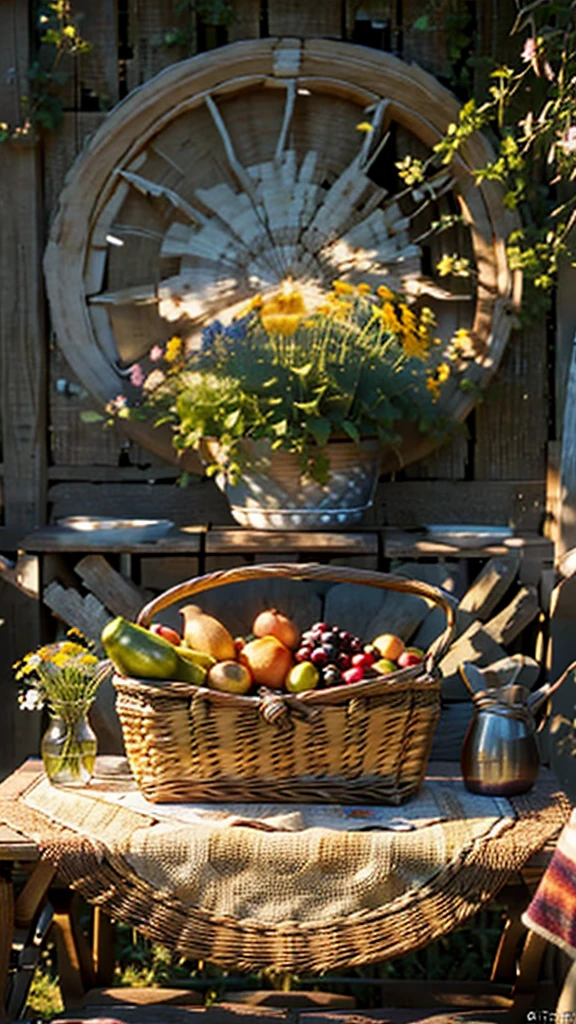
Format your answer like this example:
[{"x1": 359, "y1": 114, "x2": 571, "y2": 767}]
[
  {"x1": 105, "y1": 284, "x2": 465, "y2": 485},
  {"x1": 0, "y1": 2, "x2": 92, "y2": 143},
  {"x1": 429, "y1": 1, "x2": 576, "y2": 298}
]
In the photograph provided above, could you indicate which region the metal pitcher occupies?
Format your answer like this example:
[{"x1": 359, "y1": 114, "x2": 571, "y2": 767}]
[{"x1": 460, "y1": 659, "x2": 576, "y2": 797}]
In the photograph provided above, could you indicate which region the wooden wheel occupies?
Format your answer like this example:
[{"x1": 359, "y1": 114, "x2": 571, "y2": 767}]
[{"x1": 44, "y1": 38, "x2": 520, "y2": 471}]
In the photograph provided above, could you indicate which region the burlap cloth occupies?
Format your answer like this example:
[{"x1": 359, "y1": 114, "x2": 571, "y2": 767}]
[{"x1": 0, "y1": 760, "x2": 569, "y2": 972}]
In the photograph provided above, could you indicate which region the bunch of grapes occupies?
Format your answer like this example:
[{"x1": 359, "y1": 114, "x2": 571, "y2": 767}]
[{"x1": 294, "y1": 621, "x2": 376, "y2": 687}]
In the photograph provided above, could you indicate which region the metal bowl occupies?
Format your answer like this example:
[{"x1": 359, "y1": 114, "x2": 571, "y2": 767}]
[{"x1": 57, "y1": 517, "x2": 175, "y2": 543}]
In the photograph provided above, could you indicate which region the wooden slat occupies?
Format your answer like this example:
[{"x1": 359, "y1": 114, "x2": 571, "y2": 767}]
[
  {"x1": 47, "y1": 481, "x2": 235, "y2": 528},
  {"x1": 74, "y1": 555, "x2": 147, "y2": 620},
  {"x1": 43, "y1": 582, "x2": 112, "y2": 645},
  {"x1": 267, "y1": 0, "x2": 342, "y2": 36},
  {"x1": 475, "y1": 323, "x2": 548, "y2": 483},
  {"x1": 0, "y1": 2, "x2": 47, "y2": 543},
  {"x1": 458, "y1": 555, "x2": 520, "y2": 620},
  {"x1": 73, "y1": 0, "x2": 120, "y2": 110},
  {"x1": 439, "y1": 624, "x2": 508, "y2": 700},
  {"x1": 376, "y1": 480, "x2": 545, "y2": 530},
  {"x1": 482, "y1": 586, "x2": 539, "y2": 646},
  {"x1": 227, "y1": 0, "x2": 261, "y2": 42}
]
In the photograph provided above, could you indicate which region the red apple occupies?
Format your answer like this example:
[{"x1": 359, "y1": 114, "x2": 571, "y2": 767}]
[
  {"x1": 397, "y1": 650, "x2": 425, "y2": 668},
  {"x1": 342, "y1": 666, "x2": 365, "y2": 684},
  {"x1": 351, "y1": 652, "x2": 375, "y2": 669},
  {"x1": 150, "y1": 623, "x2": 182, "y2": 646}
]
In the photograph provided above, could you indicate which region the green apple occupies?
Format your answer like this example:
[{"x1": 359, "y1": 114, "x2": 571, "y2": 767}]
[
  {"x1": 285, "y1": 661, "x2": 319, "y2": 693},
  {"x1": 374, "y1": 657, "x2": 397, "y2": 675}
]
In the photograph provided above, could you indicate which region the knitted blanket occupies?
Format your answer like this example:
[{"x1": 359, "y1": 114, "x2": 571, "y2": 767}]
[
  {"x1": 0, "y1": 760, "x2": 568, "y2": 972},
  {"x1": 523, "y1": 807, "x2": 576, "y2": 959}
]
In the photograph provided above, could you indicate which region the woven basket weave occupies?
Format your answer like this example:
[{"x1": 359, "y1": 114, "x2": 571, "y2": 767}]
[{"x1": 113, "y1": 563, "x2": 456, "y2": 805}]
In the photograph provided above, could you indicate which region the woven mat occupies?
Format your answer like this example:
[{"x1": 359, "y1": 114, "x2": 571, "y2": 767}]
[{"x1": 0, "y1": 763, "x2": 569, "y2": 972}]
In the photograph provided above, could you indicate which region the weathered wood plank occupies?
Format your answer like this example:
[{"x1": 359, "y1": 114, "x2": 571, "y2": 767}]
[
  {"x1": 475, "y1": 323, "x2": 548, "y2": 484},
  {"x1": 0, "y1": 577, "x2": 42, "y2": 780},
  {"x1": 0, "y1": 2, "x2": 47, "y2": 543},
  {"x1": 439, "y1": 625, "x2": 508, "y2": 700},
  {"x1": 74, "y1": 555, "x2": 147, "y2": 620},
  {"x1": 557, "y1": 336, "x2": 576, "y2": 559},
  {"x1": 458, "y1": 555, "x2": 520, "y2": 621},
  {"x1": 227, "y1": 0, "x2": 261, "y2": 42},
  {"x1": 43, "y1": 112, "x2": 107, "y2": 221},
  {"x1": 268, "y1": 0, "x2": 342, "y2": 37},
  {"x1": 376, "y1": 480, "x2": 545, "y2": 530},
  {"x1": 47, "y1": 481, "x2": 235, "y2": 527},
  {"x1": 73, "y1": 0, "x2": 120, "y2": 110},
  {"x1": 43, "y1": 582, "x2": 112, "y2": 646},
  {"x1": 482, "y1": 585, "x2": 540, "y2": 646}
]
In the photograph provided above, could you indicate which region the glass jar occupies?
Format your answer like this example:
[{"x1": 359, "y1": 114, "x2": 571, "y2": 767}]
[{"x1": 41, "y1": 701, "x2": 97, "y2": 786}]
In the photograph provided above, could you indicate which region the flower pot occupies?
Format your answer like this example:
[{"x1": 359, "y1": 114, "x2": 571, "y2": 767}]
[{"x1": 200, "y1": 438, "x2": 381, "y2": 530}]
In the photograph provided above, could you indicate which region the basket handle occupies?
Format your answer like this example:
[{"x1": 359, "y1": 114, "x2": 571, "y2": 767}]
[{"x1": 137, "y1": 562, "x2": 457, "y2": 666}]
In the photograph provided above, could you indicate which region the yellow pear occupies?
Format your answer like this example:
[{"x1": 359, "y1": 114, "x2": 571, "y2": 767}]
[{"x1": 180, "y1": 604, "x2": 236, "y2": 661}]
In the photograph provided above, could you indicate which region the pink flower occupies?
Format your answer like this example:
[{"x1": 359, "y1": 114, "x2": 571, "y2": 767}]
[
  {"x1": 149, "y1": 344, "x2": 164, "y2": 362},
  {"x1": 106, "y1": 394, "x2": 128, "y2": 413},
  {"x1": 521, "y1": 37, "x2": 537, "y2": 63},
  {"x1": 129, "y1": 363, "x2": 144, "y2": 387},
  {"x1": 560, "y1": 126, "x2": 576, "y2": 153}
]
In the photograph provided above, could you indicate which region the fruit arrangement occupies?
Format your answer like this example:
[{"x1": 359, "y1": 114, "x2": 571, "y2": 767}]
[{"x1": 101, "y1": 605, "x2": 426, "y2": 696}]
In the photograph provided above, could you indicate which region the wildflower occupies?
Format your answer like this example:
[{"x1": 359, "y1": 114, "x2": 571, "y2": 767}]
[
  {"x1": 143, "y1": 369, "x2": 166, "y2": 392},
  {"x1": 105, "y1": 394, "x2": 128, "y2": 414},
  {"x1": 332, "y1": 280, "x2": 356, "y2": 295},
  {"x1": 356, "y1": 121, "x2": 374, "y2": 133},
  {"x1": 436, "y1": 254, "x2": 472, "y2": 278},
  {"x1": 357, "y1": 283, "x2": 371, "y2": 295},
  {"x1": 260, "y1": 286, "x2": 306, "y2": 336},
  {"x1": 165, "y1": 336, "x2": 183, "y2": 363},
  {"x1": 426, "y1": 363, "x2": 451, "y2": 401},
  {"x1": 560, "y1": 127, "x2": 576, "y2": 154},
  {"x1": 377, "y1": 285, "x2": 395, "y2": 301},
  {"x1": 150, "y1": 344, "x2": 164, "y2": 362},
  {"x1": 129, "y1": 363, "x2": 144, "y2": 387},
  {"x1": 18, "y1": 689, "x2": 43, "y2": 711},
  {"x1": 521, "y1": 38, "x2": 537, "y2": 63}
]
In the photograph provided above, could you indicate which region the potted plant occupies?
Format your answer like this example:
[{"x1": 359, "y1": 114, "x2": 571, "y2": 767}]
[{"x1": 105, "y1": 279, "x2": 470, "y2": 529}]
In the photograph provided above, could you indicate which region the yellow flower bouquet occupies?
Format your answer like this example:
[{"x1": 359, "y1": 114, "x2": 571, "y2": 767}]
[{"x1": 15, "y1": 632, "x2": 109, "y2": 785}]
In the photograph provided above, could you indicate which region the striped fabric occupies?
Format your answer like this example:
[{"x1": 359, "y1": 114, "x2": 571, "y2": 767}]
[{"x1": 523, "y1": 807, "x2": 576, "y2": 958}]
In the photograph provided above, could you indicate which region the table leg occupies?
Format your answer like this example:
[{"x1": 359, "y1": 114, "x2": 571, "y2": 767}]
[{"x1": 0, "y1": 866, "x2": 15, "y2": 1024}]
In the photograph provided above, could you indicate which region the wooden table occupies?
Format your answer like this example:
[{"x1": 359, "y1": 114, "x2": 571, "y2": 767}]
[{"x1": 0, "y1": 759, "x2": 566, "y2": 1023}]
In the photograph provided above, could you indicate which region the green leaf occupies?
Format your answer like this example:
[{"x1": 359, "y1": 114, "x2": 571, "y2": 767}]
[
  {"x1": 307, "y1": 417, "x2": 331, "y2": 447},
  {"x1": 224, "y1": 408, "x2": 241, "y2": 429},
  {"x1": 341, "y1": 420, "x2": 361, "y2": 444},
  {"x1": 80, "y1": 410, "x2": 105, "y2": 423},
  {"x1": 270, "y1": 419, "x2": 288, "y2": 437},
  {"x1": 290, "y1": 362, "x2": 313, "y2": 378}
]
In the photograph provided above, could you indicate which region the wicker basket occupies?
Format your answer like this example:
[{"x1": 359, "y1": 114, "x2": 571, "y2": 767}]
[{"x1": 113, "y1": 563, "x2": 456, "y2": 805}]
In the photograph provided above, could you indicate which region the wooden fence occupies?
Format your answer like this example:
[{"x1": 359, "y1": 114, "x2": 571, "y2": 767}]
[{"x1": 0, "y1": 0, "x2": 574, "y2": 777}]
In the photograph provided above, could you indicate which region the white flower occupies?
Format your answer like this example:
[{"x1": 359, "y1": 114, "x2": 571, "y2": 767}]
[{"x1": 18, "y1": 688, "x2": 44, "y2": 711}]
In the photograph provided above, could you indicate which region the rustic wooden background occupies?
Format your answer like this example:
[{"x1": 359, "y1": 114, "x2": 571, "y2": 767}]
[{"x1": 0, "y1": 0, "x2": 573, "y2": 779}]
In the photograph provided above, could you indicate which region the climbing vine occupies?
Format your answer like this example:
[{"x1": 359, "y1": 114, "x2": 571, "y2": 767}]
[
  {"x1": 409, "y1": 1, "x2": 576, "y2": 299},
  {"x1": 0, "y1": 1, "x2": 91, "y2": 144}
]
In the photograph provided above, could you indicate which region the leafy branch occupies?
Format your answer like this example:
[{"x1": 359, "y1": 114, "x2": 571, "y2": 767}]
[{"x1": 0, "y1": 1, "x2": 91, "y2": 144}]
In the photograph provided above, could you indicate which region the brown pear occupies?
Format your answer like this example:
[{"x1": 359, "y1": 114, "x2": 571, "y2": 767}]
[
  {"x1": 239, "y1": 636, "x2": 293, "y2": 689},
  {"x1": 180, "y1": 604, "x2": 236, "y2": 661}
]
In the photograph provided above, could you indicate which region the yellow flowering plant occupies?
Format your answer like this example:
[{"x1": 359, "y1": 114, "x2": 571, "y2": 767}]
[
  {"x1": 107, "y1": 280, "x2": 466, "y2": 485},
  {"x1": 14, "y1": 631, "x2": 108, "y2": 716}
]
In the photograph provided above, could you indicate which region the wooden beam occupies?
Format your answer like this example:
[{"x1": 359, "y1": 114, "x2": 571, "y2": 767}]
[
  {"x1": 557, "y1": 335, "x2": 576, "y2": 558},
  {"x1": 0, "y1": 2, "x2": 47, "y2": 541}
]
